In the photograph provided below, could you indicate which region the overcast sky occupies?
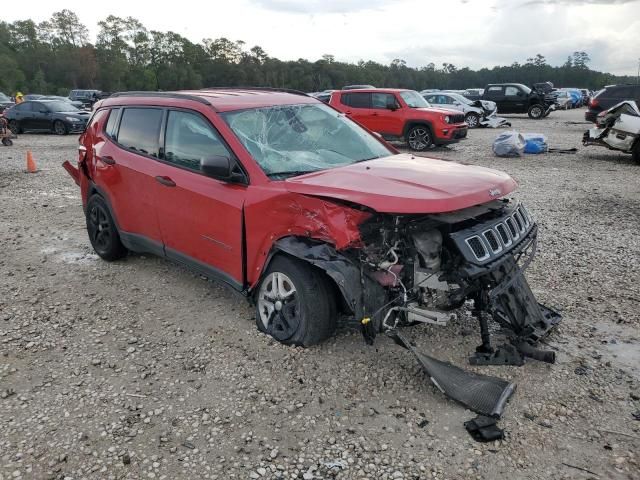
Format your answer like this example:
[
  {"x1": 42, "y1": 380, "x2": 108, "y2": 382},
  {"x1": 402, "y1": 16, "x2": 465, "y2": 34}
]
[{"x1": 4, "y1": 0, "x2": 640, "y2": 75}]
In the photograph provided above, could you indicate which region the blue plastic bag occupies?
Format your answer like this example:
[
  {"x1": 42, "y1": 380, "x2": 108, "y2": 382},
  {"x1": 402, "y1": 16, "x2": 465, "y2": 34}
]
[{"x1": 522, "y1": 133, "x2": 548, "y2": 154}]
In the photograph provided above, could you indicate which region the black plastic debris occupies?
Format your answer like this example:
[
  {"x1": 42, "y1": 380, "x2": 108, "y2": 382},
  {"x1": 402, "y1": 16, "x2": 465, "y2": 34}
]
[
  {"x1": 388, "y1": 331, "x2": 515, "y2": 418},
  {"x1": 464, "y1": 415, "x2": 505, "y2": 442}
]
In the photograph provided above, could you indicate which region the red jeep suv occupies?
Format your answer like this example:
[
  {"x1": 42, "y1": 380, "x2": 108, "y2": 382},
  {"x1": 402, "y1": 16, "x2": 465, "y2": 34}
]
[
  {"x1": 63, "y1": 88, "x2": 558, "y2": 366},
  {"x1": 329, "y1": 88, "x2": 468, "y2": 151}
]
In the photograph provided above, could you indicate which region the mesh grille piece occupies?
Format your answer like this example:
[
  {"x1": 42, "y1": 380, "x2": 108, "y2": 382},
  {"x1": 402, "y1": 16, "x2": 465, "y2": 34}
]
[
  {"x1": 467, "y1": 236, "x2": 487, "y2": 260},
  {"x1": 483, "y1": 230, "x2": 500, "y2": 252},
  {"x1": 496, "y1": 224, "x2": 510, "y2": 245}
]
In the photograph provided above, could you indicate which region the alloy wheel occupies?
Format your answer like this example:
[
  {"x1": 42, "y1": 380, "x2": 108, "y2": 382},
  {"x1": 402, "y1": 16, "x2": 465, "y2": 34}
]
[
  {"x1": 408, "y1": 128, "x2": 431, "y2": 151},
  {"x1": 466, "y1": 114, "x2": 479, "y2": 128},
  {"x1": 257, "y1": 272, "x2": 300, "y2": 341}
]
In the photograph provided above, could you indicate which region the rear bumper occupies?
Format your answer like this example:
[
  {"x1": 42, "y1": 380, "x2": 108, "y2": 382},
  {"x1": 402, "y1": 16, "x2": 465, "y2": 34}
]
[{"x1": 584, "y1": 109, "x2": 599, "y2": 123}]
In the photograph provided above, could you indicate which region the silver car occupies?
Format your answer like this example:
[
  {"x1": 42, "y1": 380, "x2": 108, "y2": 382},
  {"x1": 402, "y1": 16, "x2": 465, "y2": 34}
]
[{"x1": 423, "y1": 92, "x2": 500, "y2": 128}]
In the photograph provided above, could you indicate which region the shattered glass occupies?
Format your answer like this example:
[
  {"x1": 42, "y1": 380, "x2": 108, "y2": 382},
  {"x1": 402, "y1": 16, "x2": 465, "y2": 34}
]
[{"x1": 221, "y1": 104, "x2": 392, "y2": 179}]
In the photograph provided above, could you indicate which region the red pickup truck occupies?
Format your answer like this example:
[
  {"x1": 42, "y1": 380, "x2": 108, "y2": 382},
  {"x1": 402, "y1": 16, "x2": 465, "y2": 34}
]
[{"x1": 329, "y1": 88, "x2": 468, "y2": 151}]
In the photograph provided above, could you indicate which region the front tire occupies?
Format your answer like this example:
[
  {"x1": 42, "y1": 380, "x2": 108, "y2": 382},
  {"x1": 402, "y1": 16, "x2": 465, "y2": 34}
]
[
  {"x1": 527, "y1": 104, "x2": 544, "y2": 119},
  {"x1": 465, "y1": 112, "x2": 480, "y2": 128},
  {"x1": 406, "y1": 125, "x2": 433, "y2": 151},
  {"x1": 86, "y1": 195, "x2": 127, "y2": 261},
  {"x1": 53, "y1": 120, "x2": 68, "y2": 135},
  {"x1": 255, "y1": 255, "x2": 336, "y2": 347}
]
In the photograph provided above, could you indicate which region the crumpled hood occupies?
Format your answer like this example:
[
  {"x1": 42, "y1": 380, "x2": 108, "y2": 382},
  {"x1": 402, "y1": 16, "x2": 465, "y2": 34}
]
[{"x1": 285, "y1": 154, "x2": 517, "y2": 214}]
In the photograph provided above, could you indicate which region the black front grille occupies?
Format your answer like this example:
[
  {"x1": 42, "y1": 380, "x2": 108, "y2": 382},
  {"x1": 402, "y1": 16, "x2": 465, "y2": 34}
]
[
  {"x1": 450, "y1": 114, "x2": 465, "y2": 124},
  {"x1": 506, "y1": 218, "x2": 517, "y2": 237}
]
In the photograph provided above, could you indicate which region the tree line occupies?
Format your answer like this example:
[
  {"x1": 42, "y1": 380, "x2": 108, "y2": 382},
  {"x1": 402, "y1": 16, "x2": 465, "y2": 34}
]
[{"x1": 0, "y1": 10, "x2": 635, "y2": 96}]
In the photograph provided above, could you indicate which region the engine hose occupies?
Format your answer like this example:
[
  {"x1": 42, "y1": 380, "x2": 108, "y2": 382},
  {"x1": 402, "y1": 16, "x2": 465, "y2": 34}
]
[{"x1": 516, "y1": 342, "x2": 556, "y2": 364}]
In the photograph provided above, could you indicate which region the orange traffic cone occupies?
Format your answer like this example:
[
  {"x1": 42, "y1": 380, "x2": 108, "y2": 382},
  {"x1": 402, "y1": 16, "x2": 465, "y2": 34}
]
[{"x1": 26, "y1": 150, "x2": 37, "y2": 173}]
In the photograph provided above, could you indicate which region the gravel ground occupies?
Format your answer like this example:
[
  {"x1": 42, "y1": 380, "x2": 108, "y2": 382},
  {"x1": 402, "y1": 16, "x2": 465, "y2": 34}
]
[{"x1": 1, "y1": 108, "x2": 639, "y2": 480}]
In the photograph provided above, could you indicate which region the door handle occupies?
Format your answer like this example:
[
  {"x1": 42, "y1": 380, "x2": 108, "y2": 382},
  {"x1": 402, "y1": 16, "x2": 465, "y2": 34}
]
[
  {"x1": 96, "y1": 155, "x2": 115, "y2": 165},
  {"x1": 155, "y1": 176, "x2": 176, "y2": 187},
  {"x1": 345, "y1": 111, "x2": 352, "y2": 115},
  {"x1": 372, "y1": 112, "x2": 379, "y2": 116}
]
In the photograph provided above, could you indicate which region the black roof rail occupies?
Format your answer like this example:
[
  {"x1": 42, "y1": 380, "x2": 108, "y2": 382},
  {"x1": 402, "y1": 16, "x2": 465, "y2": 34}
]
[
  {"x1": 199, "y1": 86, "x2": 310, "y2": 97},
  {"x1": 109, "y1": 91, "x2": 212, "y2": 105}
]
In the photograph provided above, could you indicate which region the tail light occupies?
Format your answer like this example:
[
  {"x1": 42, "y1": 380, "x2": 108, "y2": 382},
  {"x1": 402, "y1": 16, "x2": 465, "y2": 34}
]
[{"x1": 589, "y1": 98, "x2": 598, "y2": 108}]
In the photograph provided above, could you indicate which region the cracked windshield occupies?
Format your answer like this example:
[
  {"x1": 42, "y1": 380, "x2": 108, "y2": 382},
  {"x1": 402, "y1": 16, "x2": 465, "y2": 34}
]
[{"x1": 222, "y1": 103, "x2": 392, "y2": 179}]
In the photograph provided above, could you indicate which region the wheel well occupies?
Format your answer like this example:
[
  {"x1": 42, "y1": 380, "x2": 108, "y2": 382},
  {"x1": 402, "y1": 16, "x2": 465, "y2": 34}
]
[
  {"x1": 254, "y1": 237, "x2": 370, "y2": 318},
  {"x1": 403, "y1": 121, "x2": 433, "y2": 138}
]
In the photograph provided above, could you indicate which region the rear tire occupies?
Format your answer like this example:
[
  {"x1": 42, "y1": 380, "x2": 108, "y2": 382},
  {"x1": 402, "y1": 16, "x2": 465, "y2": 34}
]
[
  {"x1": 255, "y1": 255, "x2": 336, "y2": 347},
  {"x1": 86, "y1": 194, "x2": 127, "y2": 261},
  {"x1": 527, "y1": 104, "x2": 544, "y2": 119},
  {"x1": 406, "y1": 125, "x2": 433, "y2": 151}
]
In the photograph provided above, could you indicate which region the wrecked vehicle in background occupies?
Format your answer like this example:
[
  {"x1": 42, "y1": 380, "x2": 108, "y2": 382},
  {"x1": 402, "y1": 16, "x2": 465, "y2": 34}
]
[
  {"x1": 482, "y1": 83, "x2": 557, "y2": 119},
  {"x1": 583, "y1": 100, "x2": 640, "y2": 163},
  {"x1": 63, "y1": 88, "x2": 561, "y2": 418},
  {"x1": 422, "y1": 91, "x2": 510, "y2": 128}
]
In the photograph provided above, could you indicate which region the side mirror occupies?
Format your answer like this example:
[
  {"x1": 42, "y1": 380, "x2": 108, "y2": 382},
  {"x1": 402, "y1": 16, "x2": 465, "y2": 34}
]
[
  {"x1": 40, "y1": 110, "x2": 49, "y2": 114},
  {"x1": 386, "y1": 102, "x2": 398, "y2": 111},
  {"x1": 201, "y1": 155, "x2": 245, "y2": 184}
]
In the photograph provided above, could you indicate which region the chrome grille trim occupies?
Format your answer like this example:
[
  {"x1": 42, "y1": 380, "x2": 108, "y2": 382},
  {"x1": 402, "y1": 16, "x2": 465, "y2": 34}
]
[{"x1": 465, "y1": 235, "x2": 490, "y2": 261}]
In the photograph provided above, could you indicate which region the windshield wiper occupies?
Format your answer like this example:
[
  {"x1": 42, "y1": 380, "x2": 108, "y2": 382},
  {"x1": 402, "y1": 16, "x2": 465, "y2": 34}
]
[{"x1": 266, "y1": 170, "x2": 318, "y2": 179}]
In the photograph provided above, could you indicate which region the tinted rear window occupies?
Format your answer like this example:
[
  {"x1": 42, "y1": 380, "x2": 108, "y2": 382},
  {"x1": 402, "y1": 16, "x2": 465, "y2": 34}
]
[
  {"x1": 117, "y1": 108, "x2": 163, "y2": 157},
  {"x1": 342, "y1": 93, "x2": 370, "y2": 108}
]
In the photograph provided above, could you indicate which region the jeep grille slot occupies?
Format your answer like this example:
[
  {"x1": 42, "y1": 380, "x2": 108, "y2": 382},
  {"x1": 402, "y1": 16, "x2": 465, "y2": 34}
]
[
  {"x1": 495, "y1": 223, "x2": 511, "y2": 246},
  {"x1": 505, "y1": 218, "x2": 518, "y2": 239},
  {"x1": 513, "y1": 212, "x2": 524, "y2": 232},
  {"x1": 483, "y1": 230, "x2": 502, "y2": 253},
  {"x1": 466, "y1": 236, "x2": 490, "y2": 261}
]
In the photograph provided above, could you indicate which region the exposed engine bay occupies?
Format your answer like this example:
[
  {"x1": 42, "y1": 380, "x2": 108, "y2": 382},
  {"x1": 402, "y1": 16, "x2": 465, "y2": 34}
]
[{"x1": 355, "y1": 198, "x2": 560, "y2": 364}]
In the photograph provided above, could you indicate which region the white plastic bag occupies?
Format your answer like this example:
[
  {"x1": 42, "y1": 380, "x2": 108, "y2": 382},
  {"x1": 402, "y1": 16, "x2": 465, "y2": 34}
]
[{"x1": 492, "y1": 131, "x2": 526, "y2": 157}]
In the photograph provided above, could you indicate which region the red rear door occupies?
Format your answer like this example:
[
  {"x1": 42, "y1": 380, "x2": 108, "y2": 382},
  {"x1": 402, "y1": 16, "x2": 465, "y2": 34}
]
[{"x1": 90, "y1": 107, "x2": 164, "y2": 250}]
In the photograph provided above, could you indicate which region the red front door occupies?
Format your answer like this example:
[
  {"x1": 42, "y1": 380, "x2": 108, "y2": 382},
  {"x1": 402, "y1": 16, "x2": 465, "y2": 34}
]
[{"x1": 152, "y1": 109, "x2": 246, "y2": 287}]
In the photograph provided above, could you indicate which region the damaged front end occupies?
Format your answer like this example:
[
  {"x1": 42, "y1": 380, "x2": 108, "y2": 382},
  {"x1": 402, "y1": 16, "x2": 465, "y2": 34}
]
[
  {"x1": 275, "y1": 198, "x2": 561, "y2": 417},
  {"x1": 583, "y1": 100, "x2": 640, "y2": 161},
  {"x1": 276, "y1": 198, "x2": 560, "y2": 363},
  {"x1": 471, "y1": 100, "x2": 511, "y2": 128}
]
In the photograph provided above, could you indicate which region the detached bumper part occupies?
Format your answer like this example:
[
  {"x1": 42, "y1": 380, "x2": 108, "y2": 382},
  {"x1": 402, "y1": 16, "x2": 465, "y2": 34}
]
[
  {"x1": 62, "y1": 160, "x2": 80, "y2": 186},
  {"x1": 389, "y1": 331, "x2": 515, "y2": 418}
]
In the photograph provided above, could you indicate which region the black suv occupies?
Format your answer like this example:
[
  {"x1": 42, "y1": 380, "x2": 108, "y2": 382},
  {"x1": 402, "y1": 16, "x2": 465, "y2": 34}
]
[
  {"x1": 482, "y1": 83, "x2": 555, "y2": 119},
  {"x1": 585, "y1": 84, "x2": 640, "y2": 123}
]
